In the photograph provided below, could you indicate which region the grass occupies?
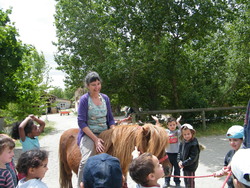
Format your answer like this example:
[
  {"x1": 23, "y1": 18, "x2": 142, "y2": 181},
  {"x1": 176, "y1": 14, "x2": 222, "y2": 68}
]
[
  {"x1": 195, "y1": 120, "x2": 244, "y2": 137},
  {"x1": 40, "y1": 120, "x2": 56, "y2": 136},
  {"x1": 14, "y1": 120, "x2": 56, "y2": 148}
]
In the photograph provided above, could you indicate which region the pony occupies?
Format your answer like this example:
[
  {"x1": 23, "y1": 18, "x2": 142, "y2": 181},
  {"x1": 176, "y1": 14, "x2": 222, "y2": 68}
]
[{"x1": 59, "y1": 124, "x2": 170, "y2": 188}]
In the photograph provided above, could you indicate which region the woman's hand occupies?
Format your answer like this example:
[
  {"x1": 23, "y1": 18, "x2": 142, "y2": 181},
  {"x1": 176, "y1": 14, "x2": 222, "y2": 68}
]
[{"x1": 94, "y1": 138, "x2": 105, "y2": 153}]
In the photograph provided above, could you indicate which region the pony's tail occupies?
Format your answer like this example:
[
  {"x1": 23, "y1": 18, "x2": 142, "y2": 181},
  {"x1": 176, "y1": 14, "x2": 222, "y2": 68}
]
[
  {"x1": 11, "y1": 122, "x2": 21, "y2": 140},
  {"x1": 59, "y1": 133, "x2": 73, "y2": 188}
]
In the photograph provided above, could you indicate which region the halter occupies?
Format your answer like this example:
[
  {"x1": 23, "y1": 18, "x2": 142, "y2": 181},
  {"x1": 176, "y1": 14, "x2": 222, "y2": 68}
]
[{"x1": 159, "y1": 154, "x2": 169, "y2": 163}]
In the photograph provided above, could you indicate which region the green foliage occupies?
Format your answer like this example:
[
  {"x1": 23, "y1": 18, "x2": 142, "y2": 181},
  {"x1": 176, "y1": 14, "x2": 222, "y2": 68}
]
[
  {"x1": 49, "y1": 86, "x2": 75, "y2": 100},
  {"x1": 54, "y1": 0, "x2": 250, "y2": 110},
  {"x1": 0, "y1": 9, "x2": 23, "y2": 108},
  {"x1": 0, "y1": 9, "x2": 50, "y2": 123},
  {"x1": 49, "y1": 86, "x2": 64, "y2": 98},
  {"x1": 64, "y1": 86, "x2": 75, "y2": 100},
  {"x1": 195, "y1": 120, "x2": 244, "y2": 137}
]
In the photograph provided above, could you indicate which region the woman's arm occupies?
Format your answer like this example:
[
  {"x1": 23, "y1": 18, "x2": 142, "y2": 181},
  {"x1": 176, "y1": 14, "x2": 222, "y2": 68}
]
[
  {"x1": 78, "y1": 94, "x2": 89, "y2": 130},
  {"x1": 82, "y1": 126, "x2": 105, "y2": 153}
]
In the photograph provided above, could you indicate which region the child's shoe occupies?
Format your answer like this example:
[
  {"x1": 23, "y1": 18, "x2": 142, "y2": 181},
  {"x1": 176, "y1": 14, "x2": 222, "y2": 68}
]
[
  {"x1": 164, "y1": 181, "x2": 170, "y2": 188},
  {"x1": 175, "y1": 182, "x2": 181, "y2": 187}
]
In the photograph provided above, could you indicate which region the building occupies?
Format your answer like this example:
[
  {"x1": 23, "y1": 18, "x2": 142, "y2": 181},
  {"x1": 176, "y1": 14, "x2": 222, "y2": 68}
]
[{"x1": 56, "y1": 98, "x2": 72, "y2": 110}]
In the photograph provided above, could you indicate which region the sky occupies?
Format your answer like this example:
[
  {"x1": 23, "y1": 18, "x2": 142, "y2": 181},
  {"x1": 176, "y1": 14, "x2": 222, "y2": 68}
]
[{"x1": 0, "y1": 0, "x2": 66, "y2": 89}]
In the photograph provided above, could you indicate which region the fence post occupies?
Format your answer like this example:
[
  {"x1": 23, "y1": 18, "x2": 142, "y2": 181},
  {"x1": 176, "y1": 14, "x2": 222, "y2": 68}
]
[
  {"x1": 202, "y1": 110, "x2": 206, "y2": 129},
  {"x1": 132, "y1": 113, "x2": 136, "y2": 124}
]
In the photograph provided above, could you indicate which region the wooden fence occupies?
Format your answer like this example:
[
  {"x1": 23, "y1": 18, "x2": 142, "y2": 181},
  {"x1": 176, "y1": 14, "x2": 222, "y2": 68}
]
[{"x1": 132, "y1": 106, "x2": 246, "y2": 129}]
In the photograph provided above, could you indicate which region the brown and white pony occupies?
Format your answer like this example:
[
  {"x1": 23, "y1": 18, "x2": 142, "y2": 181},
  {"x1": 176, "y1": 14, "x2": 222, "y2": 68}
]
[{"x1": 59, "y1": 124, "x2": 170, "y2": 188}]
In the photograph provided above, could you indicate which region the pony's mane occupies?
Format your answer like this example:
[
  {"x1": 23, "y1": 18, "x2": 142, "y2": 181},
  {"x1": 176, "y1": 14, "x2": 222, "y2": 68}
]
[{"x1": 99, "y1": 123, "x2": 169, "y2": 175}]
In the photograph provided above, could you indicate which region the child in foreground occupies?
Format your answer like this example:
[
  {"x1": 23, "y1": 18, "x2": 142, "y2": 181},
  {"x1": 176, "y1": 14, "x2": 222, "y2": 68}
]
[
  {"x1": 231, "y1": 148, "x2": 250, "y2": 188},
  {"x1": 81, "y1": 153, "x2": 123, "y2": 188},
  {"x1": 214, "y1": 125, "x2": 244, "y2": 188},
  {"x1": 129, "y1": 152, "x2": 165, "y2": 188},
  {"x1": 0, "y1": 134, "x2": 18, "y2": 186},
  {"x1": 0, "y1": 136, "x2": 15, "y2": 188},
  {"x1": 177, "y1": 124, "x2": 200, "y2": 188},
  {"x1": 16, "y1": 149, "x2": 49, "y2": 188},
  {"x1": 11, "y1": 114, "x2": 46, "y2": 152}
]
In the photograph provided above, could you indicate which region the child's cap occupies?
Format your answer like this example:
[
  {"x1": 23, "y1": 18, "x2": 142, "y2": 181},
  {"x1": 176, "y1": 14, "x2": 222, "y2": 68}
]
[
  {"x1": 226, "y1": 125, "x2": 244, "y2": 139},
  {"x1": 83, "y1": 153, "x2": 122, "y2": 188},
  {"x1": 231, "y1": 149, "x2": 250, "y2": 186},
  {"x1": 181, "y1": 124, "x2": 195, "y2": 131}
]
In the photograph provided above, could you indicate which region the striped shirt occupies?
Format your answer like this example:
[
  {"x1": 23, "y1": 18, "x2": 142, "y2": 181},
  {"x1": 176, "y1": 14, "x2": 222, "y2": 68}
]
[{"x1": 0, "y1": 168, "x2": 15, "y2": 188}]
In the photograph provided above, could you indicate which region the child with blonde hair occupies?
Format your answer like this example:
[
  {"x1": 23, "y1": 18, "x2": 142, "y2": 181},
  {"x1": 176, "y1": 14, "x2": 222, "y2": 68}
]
[
  {"x1": 177, "y1": 124, "x2": 200, "y2": 188},
  {"x1": 16, "y1": 149, "x2": 49, "y2": 188},
  {"x1": 0, "y1": 135, "x2": 16, "y2": 188}
]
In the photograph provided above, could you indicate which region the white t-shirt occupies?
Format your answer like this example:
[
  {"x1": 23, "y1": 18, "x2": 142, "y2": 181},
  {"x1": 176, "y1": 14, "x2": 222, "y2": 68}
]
[{"x1": 16, "y1": 178, "x2": 48, "y2": 188}]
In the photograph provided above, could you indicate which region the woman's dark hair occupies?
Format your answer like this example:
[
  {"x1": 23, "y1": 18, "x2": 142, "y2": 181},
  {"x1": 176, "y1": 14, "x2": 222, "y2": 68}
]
[
  {"x1": 16, "y1": 149, "x2": 48, "y2": 175},
  {"x1": 84, "y1": 71, "x2": 102, "y2": 86},
  {"x1": 11, "y1": 120, "x2": 34, "y2": 139}
]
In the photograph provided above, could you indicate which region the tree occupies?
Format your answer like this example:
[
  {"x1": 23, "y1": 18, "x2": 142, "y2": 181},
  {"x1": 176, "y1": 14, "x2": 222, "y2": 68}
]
[
  {"x1": 1, "y1": 45, "x2": 49, "y2": 123},
  {"x1": 54, "y1": 0, "x2": 249, "y2": 110},
  {"x1": 0, "y1": 9, "x2": 23, "y2": 108},
  {"x1": 0, "y1": 9, "x2": 50, "y2": 123},
  {"x1": 49, "y1": 86, "x2": 64, "y2": 98}
]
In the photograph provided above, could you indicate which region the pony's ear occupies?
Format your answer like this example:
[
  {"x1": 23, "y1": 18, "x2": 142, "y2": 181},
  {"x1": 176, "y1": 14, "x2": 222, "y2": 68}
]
[{"x1": 142, "y1": 126, "x2": 149, "y2": 135}]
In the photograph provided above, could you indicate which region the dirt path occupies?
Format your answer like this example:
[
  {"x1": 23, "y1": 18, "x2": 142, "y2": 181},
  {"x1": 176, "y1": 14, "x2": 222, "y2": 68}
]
[
  {"x1": 14, "y1": 113, "x2": 231, "y2": 188},
  {"x1": 40, "y1": 113, "x2": 78, "y2": 187}
]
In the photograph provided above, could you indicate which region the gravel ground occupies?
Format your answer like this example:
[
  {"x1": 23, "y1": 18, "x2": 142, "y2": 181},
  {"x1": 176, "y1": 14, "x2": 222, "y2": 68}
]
[{"x1": 14, "y1": 113, "x2": 231, "y2": 188}]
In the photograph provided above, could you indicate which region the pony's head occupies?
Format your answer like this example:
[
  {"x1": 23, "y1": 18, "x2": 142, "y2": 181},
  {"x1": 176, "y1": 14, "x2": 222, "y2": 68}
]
[{"x1": 99, "y1": 124, "x2": 170, "y2": 176}]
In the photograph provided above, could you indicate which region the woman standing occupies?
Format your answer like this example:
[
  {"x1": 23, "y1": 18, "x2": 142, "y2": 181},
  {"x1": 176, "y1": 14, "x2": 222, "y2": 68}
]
[{"x1": 77, "y1": 71, "x2": 115, "y2": 187}]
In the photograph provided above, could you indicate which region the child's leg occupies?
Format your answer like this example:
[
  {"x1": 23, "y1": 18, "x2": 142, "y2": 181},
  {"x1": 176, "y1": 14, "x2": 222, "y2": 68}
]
[
  {"x1": 183, "y1": 170, "x2": 195, "y2": 188},
  {"x1": 171, "y1": 153, "x2": 181, "y2": 185}
]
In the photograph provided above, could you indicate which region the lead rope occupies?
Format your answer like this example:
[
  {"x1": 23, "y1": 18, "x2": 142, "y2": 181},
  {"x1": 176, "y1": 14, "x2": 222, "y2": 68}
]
[{"x1": 159, "y1": 154, "x2": 231, "y2": 188}]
